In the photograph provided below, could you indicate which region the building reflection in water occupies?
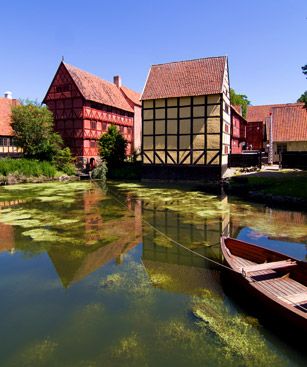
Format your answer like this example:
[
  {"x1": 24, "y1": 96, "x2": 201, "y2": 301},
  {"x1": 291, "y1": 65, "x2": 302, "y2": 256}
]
[
  {"x1": 47, "y1": 188, "x2": 230, "y2": 290},
  {"x1": 141, "y1": 194, "x2": 230, "y2": 296},
  {"x1": 0, "y1": 200, "x2": 25, "y2": 255},
  {"x1": 47, "y1": 188, "x2": 143, "y2": 287}
]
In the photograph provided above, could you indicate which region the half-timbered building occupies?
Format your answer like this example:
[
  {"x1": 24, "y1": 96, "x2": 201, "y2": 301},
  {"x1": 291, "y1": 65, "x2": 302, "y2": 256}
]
[
  {"x1": 230, "y1": 105, "x2": 247, "y2": 153},
  {"x1": 0, "y1": 93, "x2": 21, "y2": 156},
  {"x1": 141, "y1": 56, "x2": 231, "y2": 180},
  {"x1": 43, "y1": 62, "x2": 141, "y2": 166}
]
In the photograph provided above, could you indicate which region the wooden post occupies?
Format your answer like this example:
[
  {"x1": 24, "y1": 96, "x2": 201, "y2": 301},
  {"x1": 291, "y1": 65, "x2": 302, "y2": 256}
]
[{"x1": 268, "y1": 113, "x2": 273, "y2": 165}]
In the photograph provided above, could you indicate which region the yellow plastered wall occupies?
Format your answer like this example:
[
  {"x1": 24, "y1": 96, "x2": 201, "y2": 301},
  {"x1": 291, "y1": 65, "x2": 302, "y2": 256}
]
[
  {"x1": 143, "y1": 94, "x2": 222, "y2": 165},
  {"x1": 287, "y1": 141, "x2": 307, "y2": 151}
]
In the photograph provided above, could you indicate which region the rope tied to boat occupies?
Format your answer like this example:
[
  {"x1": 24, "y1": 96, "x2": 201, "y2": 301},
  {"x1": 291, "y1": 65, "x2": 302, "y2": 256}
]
[{"x1": 106, "y1": 186, "x2": 307, "y2": 312}]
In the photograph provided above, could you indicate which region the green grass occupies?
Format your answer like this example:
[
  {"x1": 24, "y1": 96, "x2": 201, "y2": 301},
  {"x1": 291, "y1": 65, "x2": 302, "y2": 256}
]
[
  {"x1": 230, "y1": 171, "x2": 307, "y2": 200},
  {"x1": 0, "y1": 158, "x2": 57, "y2": 178}
]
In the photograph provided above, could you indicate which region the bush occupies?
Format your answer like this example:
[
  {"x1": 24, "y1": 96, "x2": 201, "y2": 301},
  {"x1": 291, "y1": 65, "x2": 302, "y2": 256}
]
[
  {"x1": 0, "y1": 159, "x2": 56, "y2": 178},
  {"x1": 91, "y1": 162, "x2": 108, "y2": 180},
  {"x1": 60, "y1": 163, "x2": 76, "y2": 176},
  {"x1": 99, "y1": 125, "x2": 128, "y2": 168},
  {"x1": 52, "y1": 147, "x2": 76, "y2": 175}
]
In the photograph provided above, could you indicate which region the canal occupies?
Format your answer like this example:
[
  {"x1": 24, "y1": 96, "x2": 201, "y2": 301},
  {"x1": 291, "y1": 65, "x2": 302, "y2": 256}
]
[{"x1": 0, "y1": 181, "x2": 306, "y2": 366}]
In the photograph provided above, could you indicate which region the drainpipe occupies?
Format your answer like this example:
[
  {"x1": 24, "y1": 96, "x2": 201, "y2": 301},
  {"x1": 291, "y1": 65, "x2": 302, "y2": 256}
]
[{"x1": 268, "y1": 112, "x2": 273, "y2": 165}]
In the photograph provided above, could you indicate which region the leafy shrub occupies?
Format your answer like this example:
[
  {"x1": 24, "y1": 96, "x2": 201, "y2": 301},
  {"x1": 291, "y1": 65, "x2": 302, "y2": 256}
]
[
  {"x1": 60, "y1": 163, "x2": 76, "y2": 176},
  {"x1": 0, "y1": 159, "x2": 57, "y2": 177},
  {"x1": 52, "y1": 147, "x2": 76, "y2": 175},
  {"x1": 99, "y1": 125, "x2": 127, "y2": 168},
  {"x1": 91, "y1": 162, "x2": 108, "y2": 181}
]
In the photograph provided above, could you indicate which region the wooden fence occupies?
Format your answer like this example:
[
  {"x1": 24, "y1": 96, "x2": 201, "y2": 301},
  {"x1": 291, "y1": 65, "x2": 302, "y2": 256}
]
[
  {"x1": 228, "y1": 151, "x2": 262, "y2": 168},
  {"x1": 281, "y1": 152, "x2": 307, "y2": 170}
]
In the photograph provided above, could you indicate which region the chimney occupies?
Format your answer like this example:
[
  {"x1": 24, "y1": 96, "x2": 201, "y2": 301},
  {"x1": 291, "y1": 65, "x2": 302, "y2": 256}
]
[
  {"x1": 113, "y1": 75, "x2": 122, "y2": 88},
  {"x1": 4, "y1": 91, "x2": 12, "y2": 99}
]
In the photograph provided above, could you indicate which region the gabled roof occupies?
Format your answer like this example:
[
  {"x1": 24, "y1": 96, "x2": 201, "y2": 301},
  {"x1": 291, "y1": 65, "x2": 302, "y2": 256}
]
[
  {"x1": 62, "y1": 63, "x2": 140, "y2": 112},
  {"x1": 0, "y1": 98, "x2": 20, "y2": 136},
  {"x1": 231, "y1": 104, "x2": 242, "y2": 116},
  {"x1": 120, "y1": 86, "x2": 141, "y2": 107},
  {"x1": 265, "y1": 104, "x2": 307, "y2": 142},
  {"x1": 246, "y1": 103, "x2": 302, "y2": 123},
  {"x1": 141, "y1": 56, "x2": 227, "y2": 100}
]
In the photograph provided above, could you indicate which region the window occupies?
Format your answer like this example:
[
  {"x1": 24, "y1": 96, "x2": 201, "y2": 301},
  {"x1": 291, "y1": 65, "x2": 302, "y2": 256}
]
[
  {"x1": 224, "y1": 145, "x2": 229, "y2": 154},
  {"x1": 224, "y1": 102, "x2": 229, "y2": 114},
  {"x1": 127, "y1": 127, "x2": 132, "y2": 135},
  {"x1": 119, "y1": 126, "x2": 124, "y2": 133},
  {"x1": 90, "y1": 140, "x2": 96, "y2": 148},
  {"x1": 90, "y1": 120, "x2": 97, "y2": 129},
  {"x1": 3, "y1": 138, "x2": 8, "y2": 146},
  {"x1": 102, "y1": 122, "x2": 107, "y2": 131}
]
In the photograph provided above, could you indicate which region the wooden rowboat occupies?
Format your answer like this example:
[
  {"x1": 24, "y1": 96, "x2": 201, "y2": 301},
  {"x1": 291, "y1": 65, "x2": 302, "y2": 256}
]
[{"x1": 221, "y1": 236, "x2": 307, "y2": 334}]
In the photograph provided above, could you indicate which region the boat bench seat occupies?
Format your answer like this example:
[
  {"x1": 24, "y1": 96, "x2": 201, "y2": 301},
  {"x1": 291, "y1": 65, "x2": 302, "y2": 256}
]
[
  {"x1": 241, "y1": 259, "x2": 297, "y2": 277},
  {"x1": 279, "y1": 292, "x2": 307, "y2": 305}
]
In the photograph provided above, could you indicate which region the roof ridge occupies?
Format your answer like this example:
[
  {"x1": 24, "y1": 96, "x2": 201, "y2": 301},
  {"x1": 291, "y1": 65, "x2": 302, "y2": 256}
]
[
  {"x1": 62, "y1": 62, "x2": 139, "y2": 112},
  {"x1": 63, "y1": 62, "x2": 119, "y2": 89},
  {"x1": 271, "y1": 103, "x2": 305, "y2": 108},
  {"x1": 151, "y1": 55, "x2": 227, "y2": 67},
  {"x1": 249, "y1": 102, "x2": 303, "y2": 108}
]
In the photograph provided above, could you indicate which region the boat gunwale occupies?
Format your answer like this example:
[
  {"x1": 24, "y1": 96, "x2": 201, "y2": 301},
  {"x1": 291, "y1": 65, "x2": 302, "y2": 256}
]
[{"x1": 220, "y1": 236, "x2": 307, "y2": 322}]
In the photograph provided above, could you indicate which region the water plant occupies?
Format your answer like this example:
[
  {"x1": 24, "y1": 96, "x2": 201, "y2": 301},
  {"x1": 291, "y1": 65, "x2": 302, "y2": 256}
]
[
  {"x1": 111, "y1": 332, "x2": 147, "y2": 366},
  {"x1": 7, "y1": 338, "x2": 58, "y2": 366},
  {"x1": 191, "y1": 289, "x2": 284, "y2": 366}
]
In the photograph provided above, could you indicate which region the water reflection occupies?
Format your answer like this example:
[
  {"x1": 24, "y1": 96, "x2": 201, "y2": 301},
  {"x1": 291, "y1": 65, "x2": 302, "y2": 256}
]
[
  {"x1": 0, "y1": 182, "x2": 306, "y2": 287},
  {"x1": 48, "y1": 190, "x2": 143, "y2": 287},
  {"x1": 0, "y1": 182, "x2": 306, "y2": 366}
]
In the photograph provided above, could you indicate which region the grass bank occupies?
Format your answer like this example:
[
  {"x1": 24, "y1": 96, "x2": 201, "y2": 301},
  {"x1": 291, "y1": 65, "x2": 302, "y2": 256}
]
[
  {"x1": 0, "y1": 158, "x2": 76, "y2": 185},
  {"x1": 225, "y1": 171, "x2": 307, "y2": 209}
]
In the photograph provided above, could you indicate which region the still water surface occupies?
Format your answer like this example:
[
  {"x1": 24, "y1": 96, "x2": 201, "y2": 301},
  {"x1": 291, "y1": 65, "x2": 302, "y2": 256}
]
[{"x1": 0, "y1": 181, "x2": 306, "y2": 367}]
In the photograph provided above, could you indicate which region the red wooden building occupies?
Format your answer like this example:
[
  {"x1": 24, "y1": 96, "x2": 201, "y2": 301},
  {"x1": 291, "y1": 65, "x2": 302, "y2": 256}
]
[
  {"x1": 43, "y1": 62, "x2": 141, "y2": 166},
  {"x1": 246, "y1": 104, "x2": 288, "y2": 151},
  {"x1": 246, "y1": 103, "x2": 303, "y2": 152},
  {"x1": 230, "y1": 105, "x2": 246, "y2": 153}
]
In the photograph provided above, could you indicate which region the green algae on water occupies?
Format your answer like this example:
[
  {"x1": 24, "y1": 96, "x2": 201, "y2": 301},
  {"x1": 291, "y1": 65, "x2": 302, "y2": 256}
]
[
  {"x1": 191, "y1": 290, "x2": 284, "y2": 367},
  {"x1": 8, "y1": 338, "x2": 58, "y2": 366},
  {"x1": 153, "y1": 234, "x2": 173, "y2": 248},
  {"x1": 111, "y1": 332, "x2": 147, "y2": 366}
]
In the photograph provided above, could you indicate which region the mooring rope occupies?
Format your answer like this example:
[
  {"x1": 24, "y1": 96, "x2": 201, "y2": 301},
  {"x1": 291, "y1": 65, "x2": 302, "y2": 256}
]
[{"x1": 104, "y1": 185, "x2": 307, "y2": 312}]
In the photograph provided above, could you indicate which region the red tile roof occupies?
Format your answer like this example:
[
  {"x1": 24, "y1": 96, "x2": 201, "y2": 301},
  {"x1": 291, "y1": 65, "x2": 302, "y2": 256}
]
[
  {"x1": 246, "y1": 103, "x2": 302, "y2": 123},
  {"x1": 141, "y1": 56, "x2": 227, "y2": 100},
  {"x1": 63, "y1": 63, "x2": 140, "y2": 112},
  {"x1": 0, "y1": 98, "x2": 20, "y2": 136},
  {"x1": 266, "y1": 104, "x2": 307, "y2": 142},
  {"x1": 120, "y1": 86, "x2": 141, "y2": 107},
  {"x1": 231, "y1": 104, "x2": 242, "y2": 116}
]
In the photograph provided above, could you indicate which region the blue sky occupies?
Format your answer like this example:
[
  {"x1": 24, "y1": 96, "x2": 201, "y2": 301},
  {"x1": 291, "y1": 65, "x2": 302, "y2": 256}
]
[{"x1": 0, "y1": 0, "x2": 306, "y2": 105}]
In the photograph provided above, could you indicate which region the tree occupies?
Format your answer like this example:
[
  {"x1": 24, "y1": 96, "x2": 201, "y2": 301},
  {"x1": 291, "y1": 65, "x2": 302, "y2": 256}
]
[
  {"x1": 230, "y1": 88, "x2": 250, "y2": 118},
  {"x1": 11, "y1": 101, "x2": 63, "y2": 160},
  {"x1": 98, "y1": 125, "x2": 127, "y2": 168},
  {"x1": 297, "y1": 91, "x2": 307, "y2": 104},
  {"x1": 298, "y1": 65, "x2": 307, "y2": 106}
]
